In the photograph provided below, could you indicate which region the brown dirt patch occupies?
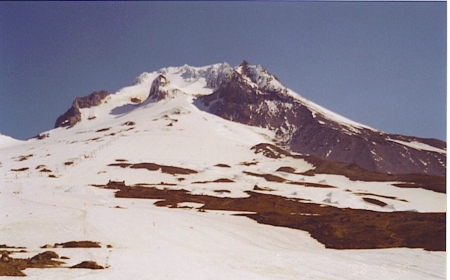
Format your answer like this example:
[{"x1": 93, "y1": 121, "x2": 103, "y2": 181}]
[
  {"x1": 252, "y1": 143, "x2": 446, "y2": 193},
  {"x1": 0, "y1": 245, "x2": 26, "y2": 250},
  {"x1": 276, "y1": 166, "x2": 296, "y2": 173},
  {"x1": 98, "y1": 181, "x2": 445, "y2": 251},
  {"x1": 215, "y1": 164, "x2": 231, "y2": 168},
  {"x1": 244, "y1": 171, "x2": 337, "y2": 188},
  {"x1": 213, "y1": 178, "x2": 234, "y2": 183},
  {"x1": 240, "y1": 161, "x2": 259, "y2": 166},
  {"x1": 95, "y1": 127, "x2": 111, "y2": 133},
  {"x1": 17, "y1": 154, "x2": 33, "y2": 162},
  {"x1": 213, "y1": 190, "x2": 231, "y2": 194},
  {"x1": 244, "y1": 171, "x2": 286, "y2": 182},
  {"x1": 304, "y1": 162, "x2": 446, "y2": 193},
  {"x1": 0, "y1": 245, "x2": 106, "y2": 276},
  {"x1": 0, "y1": 261, "x2": 26, "y2": 276},
  {"x1": 252, "y1": 143, "x2": 293, "y2": 159},
  {"x1": 122, "y1": 121, "x2": 135, "y2": 126},
  {"x1": 109, "y1": 162, "x2": 198, "y2": 175},
  {"x1": 362, "y1": 197, "x2": 388, "y2": 207},
  {"x1": 193, "y1": 178, "x2": 235, "y2": 184},
  {"x1": 11, "y1": 167, "x2": 29, "y2": 172},
  {"x1": 253, "y1": 185, "x2": 276, "y2": 191},
  {"x1": 353, "y1": 192, "x2": 408, "y2": 202},
  {"x1": 71, "y1": 261, "x2": 104, "y2": 270},
  {"x1": 54, "y1": 241, "x2": 101, "y2": 248},
  {"x1": 108, "y1": 162, "x2": 132, "y2": 168},
  {"x1": 135, "y1": 162, "x2": 162, "y2": 171},
  {"x1": 39, "y1": 168, "x2": 52, "y2": 173},
  {"x1": 288, "y1": 182, "x2": 337, "y2": 188},
  {"x1": 0, "y1": 251, "x2": 63, "y2": 276},
  {"x1": 130, "y1": 97, "x2": 141, "y2": 104},
  {"x1": 161, "y1": 165, "x2": 197, "y2": 175}
]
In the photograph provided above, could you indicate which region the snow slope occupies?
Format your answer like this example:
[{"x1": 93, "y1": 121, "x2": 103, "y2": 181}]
[{"x1": 0, "y1": 63, "x2": 446, "y2": 279}]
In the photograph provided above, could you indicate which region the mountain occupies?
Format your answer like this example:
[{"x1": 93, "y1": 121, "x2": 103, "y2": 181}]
[
  {"x1": 0, "y1": 62, "x2": 445, "y2": 278},
  {"x1": 56, "y1": 61, "x2": 446, "y2": 177},
  {"x1": 196, "y1": 61, "x2": 446, "y2": 176}
]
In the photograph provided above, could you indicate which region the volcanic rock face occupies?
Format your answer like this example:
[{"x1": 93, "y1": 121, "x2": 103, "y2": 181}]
[
  {"x1": 148, "y1": 75, "x2": 170, "y2": 102},
  {"x1": 197, "y1": 61, "x2": 446, "y2": 176},
  {"x1": 55, "y1": 90, "x2": 109, "y2": 128}
]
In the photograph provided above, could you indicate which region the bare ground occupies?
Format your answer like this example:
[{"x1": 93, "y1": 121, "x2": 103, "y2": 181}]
[
  {"x1": 252, "y1": 143, "x2": 446, "y2": 193},
  {"x1": 0, "y1": 242, "x2": 106, "y2": 276},
  {"x1": 99, "y1": 181, "x2": 445, "y2": 251}
]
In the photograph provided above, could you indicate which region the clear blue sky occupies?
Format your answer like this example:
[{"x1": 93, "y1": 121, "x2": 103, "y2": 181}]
[{"x1": 0, "y1": 2, "x2": 446, "y2": 141}]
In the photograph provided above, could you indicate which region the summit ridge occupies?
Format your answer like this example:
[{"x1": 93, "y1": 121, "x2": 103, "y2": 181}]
[{"x1": 51, "y1": 61, "x2": 445, "y2": 176}]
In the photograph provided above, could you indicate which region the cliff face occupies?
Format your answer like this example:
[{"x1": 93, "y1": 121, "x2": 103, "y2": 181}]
[
  {"x1": 196, "y1": 62, "x2": 446, "y2": 176},
  {"x1": 54, "y1": 90, "x2": 110, "y2": 128}
]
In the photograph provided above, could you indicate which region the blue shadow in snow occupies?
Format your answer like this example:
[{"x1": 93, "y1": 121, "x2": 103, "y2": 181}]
[{"x1": 110, "y1": 103, "x2": 139, "y2": 116}]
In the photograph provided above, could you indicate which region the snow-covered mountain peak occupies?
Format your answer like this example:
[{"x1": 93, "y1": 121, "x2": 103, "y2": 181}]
[
  {"x1": 0, "y1": 62, "x2": 446, "y2": 279},
  {"x1": 49, "y1": 61, "x2": 446, "y2": 176}
]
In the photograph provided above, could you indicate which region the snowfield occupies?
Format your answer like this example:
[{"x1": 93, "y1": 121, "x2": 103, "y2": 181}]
[{"x1": 0, "y1": 63, "x2": 446, "y2": 279}]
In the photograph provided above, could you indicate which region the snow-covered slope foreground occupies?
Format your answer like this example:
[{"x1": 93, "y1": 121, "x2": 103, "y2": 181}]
[{"x1": 0, "y1": 62, "x2": 446, "y2": 278}]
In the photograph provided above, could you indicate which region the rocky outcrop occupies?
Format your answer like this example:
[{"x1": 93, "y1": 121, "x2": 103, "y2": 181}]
[
  {"x1": 147, "y1": 75, "x2": 169, "y2": 102},
  {"x1": 197, "y1": 62, "x2": 446, "y2": 176},
  {"x1": 55, "y1": 90, "x2": 109, "y2": 128}
]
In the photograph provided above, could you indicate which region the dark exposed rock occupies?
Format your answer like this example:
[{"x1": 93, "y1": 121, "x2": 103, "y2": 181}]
[
  {"x1": 97, "y1": 181, "x2": 445, "y2": 251},
  {"x1": 148, "y1": 75, "x2": 169, "y2": 102},
  {"x1": 362, "y1": 197, "x2": 388, "y2": 207},
  {"x1": 196, "y1": 61, "x2": 446, "y2": 176},
  {"x1": 55, "y1": 90, "x2": 110, "y2": 128},
  {"x1": 54, "y1": 241, "x2": 101, "y2": 248},
  {"x1": 28, "y1": 251, "x2": 59, "y2": 264},
  {"x1": 130, "y1": 97, "x2": 141, "y2": 103},
  {"x1": 11, "y1": 167, "x2": 29, "y2": 172},
  {"x1": 70, "y1": 261, "x2": 104, "y2": 270},
  {"x1": 252, "y1": 143, "x2": 445, "y2": 193}
]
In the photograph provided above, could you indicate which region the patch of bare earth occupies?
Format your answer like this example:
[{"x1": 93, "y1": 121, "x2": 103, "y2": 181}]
[
  {"x1": 193, "y1": 178, "x2": 235, "y2": 184},
  {"x1": 53, "y1": 241, "x2": 101, "y2": 248},
  {"x1": 252, "y1": 143, "x2": 446, "y2": 193},
  {"x1": 0, "y1": 251, "x2": 63, "y2": 277},
  {"x1": 98, "y1": 181, "x2": 445, "y2": 251},
  {"x1": 276, "y1": 166, "x2": 296, "y2": 173},
  {"x1": 240, "y1": 161, "x2": 259, "y2": 166},
  {"x1": 108, "y1": 162, "x2": 198, "y2": 175},
  {"x1": 95, "y1": 127, "x2": 111, "y2": 133},
  {"x1": 244, "y1": 171, "x2": 336, "y2": 188},
  {"x1": 17, "y1": 154, "x2": 33, "y2": 162},
  {"x1": 214, "y1": 163, "x2": 231, "y2": 168},
  {"x1": 253, "y1": 185, "x2": 276, "y2": 191},
  {"x1": 362, "y1": 197, "x2": 388, "y2": 207},
  {"x1": 353, "y1": 192, "x2": 409, "y2": 202},
  {"x1": 10, "y1": 167, "x2": 29, "y2": 172},
  {"x1": 71, "y1": 261, "x2": 104, "y2": 270},
  {"x1": 287, "y1": 182, "x2": 337, "y2": 188},
  {"x1": 213, "y1": 190, "x2": 231, "y2": 194},
  {"x1": 243, "y1": 171, "x2": 286, "y2": 183},
  {"x1": 0, "y1": 242, "x2": 106, "y2": 276}
]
